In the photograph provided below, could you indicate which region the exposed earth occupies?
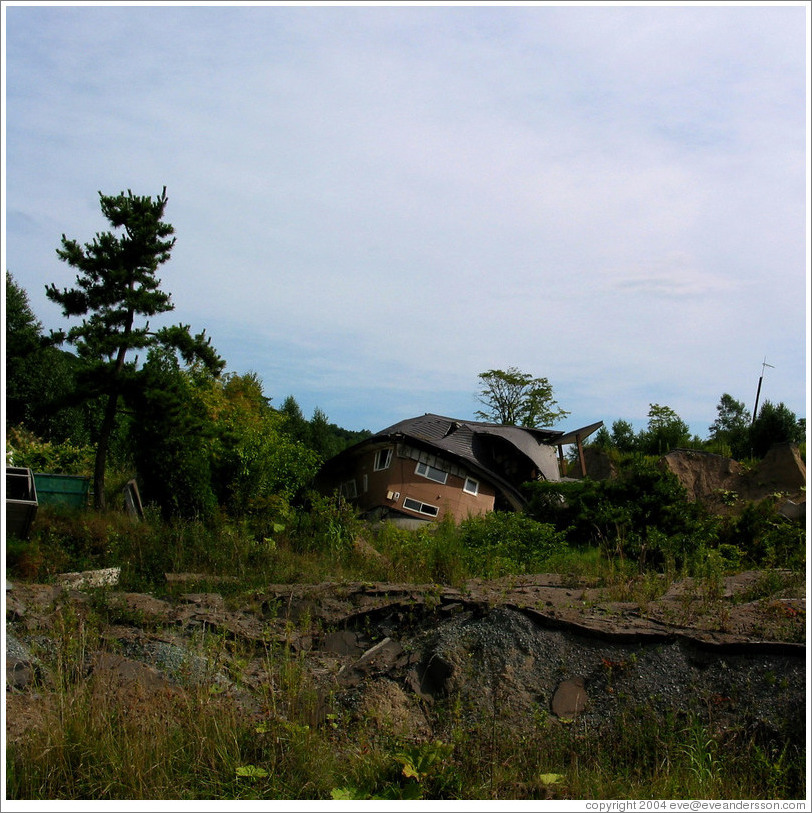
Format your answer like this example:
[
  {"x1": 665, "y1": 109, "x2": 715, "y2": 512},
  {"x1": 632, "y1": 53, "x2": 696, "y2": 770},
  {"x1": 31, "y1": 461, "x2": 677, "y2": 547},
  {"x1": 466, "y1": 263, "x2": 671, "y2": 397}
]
[{"x1": 6, "y1": 567, "x2": 807, "y2": 756}]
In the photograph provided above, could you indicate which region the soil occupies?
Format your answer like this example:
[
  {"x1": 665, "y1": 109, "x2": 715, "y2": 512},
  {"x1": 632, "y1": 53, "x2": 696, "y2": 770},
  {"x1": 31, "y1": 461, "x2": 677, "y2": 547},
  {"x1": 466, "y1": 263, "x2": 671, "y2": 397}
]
[{"x1": 6, "y1": 568, "x2": 807, "y2": 754}]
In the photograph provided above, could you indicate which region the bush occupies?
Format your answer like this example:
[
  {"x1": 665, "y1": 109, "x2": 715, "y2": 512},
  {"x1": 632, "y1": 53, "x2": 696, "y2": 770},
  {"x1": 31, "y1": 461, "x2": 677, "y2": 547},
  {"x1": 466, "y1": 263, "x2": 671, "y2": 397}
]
[
  {"x1": 524, "y1": 459, "x2": 710, "y2": 569},
  {"x1": 458, "y1": 512, "x2": 568, "y2": 578},
  {"x1": 6, "y1": 425, "x2": 94, "y2": 475}
]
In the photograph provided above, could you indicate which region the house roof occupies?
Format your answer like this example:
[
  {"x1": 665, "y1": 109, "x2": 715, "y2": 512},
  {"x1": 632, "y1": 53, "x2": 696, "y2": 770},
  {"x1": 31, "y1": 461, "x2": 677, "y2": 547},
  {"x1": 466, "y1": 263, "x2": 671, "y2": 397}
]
[
  {"x1": 375, "y1": 414, "x2": 558, "y2": 471},
  {"x1": 317, "y1": 414, "x2": 603, "y2": 509}
]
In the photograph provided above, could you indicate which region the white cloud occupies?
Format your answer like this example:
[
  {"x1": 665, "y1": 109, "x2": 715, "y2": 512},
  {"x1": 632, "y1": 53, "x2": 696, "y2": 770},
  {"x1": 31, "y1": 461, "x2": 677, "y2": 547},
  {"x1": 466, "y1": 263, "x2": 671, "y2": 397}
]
[{"x1": 4, "y1": 3, "x2": 807, "y2": 436}]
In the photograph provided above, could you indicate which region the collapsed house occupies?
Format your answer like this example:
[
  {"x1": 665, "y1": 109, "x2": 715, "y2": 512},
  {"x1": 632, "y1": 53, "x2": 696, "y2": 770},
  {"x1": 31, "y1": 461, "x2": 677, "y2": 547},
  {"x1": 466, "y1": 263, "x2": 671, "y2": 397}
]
[{"x1": 315, "y1": 413, "x2": 603, "y2": 527}]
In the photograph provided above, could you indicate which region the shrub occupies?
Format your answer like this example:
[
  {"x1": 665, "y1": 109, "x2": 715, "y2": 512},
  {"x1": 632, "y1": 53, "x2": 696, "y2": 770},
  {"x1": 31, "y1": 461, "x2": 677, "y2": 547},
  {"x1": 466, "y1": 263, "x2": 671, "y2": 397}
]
[
  {"x1": 458, "y1": 512, "x2": 568, "y2": 578},
  {"x1": 6, "y1": 425, "x2": 94, "y2": 475},
  {"x1": 524, "y1": 459, "x2": 710, "y2": 569}
]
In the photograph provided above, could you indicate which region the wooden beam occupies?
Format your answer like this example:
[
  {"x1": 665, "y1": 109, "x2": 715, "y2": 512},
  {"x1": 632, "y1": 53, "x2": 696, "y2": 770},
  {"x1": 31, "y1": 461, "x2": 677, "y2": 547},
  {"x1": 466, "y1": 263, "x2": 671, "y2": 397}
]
[{"x1": 577, "y1": 433, "x2": 587, "y2": 477}]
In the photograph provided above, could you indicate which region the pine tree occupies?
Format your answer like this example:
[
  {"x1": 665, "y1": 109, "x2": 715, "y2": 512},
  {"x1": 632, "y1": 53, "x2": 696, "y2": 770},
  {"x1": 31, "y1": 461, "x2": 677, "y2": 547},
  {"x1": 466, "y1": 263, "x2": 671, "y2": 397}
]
[{"x1": 46, "y1": 188, "x2": 223, "y2": 508}]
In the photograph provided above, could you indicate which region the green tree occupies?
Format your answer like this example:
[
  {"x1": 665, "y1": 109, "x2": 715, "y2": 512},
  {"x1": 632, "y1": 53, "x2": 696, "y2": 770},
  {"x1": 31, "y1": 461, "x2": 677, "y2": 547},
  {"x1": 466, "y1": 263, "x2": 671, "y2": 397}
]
[
  {"x1": 126, "y1": 348, "x2": 218, "y2": 519},
  {"x1": 590, "y1": 425, "x2": 613, "y2": 449},
  {"x1": 708, "y1": 393, "x2": 751, "y2": 459},
  {"x1": 610, "y1": 419, "x2": 639, "y2": 453},
  {"x1": 5, "y1": 272, "x2": 90, "y2": 442},
  {"x1": 279, "y1": 395, "x2": 309, "y2": 443},
  {"x1": 749, "y1": 400, "x2": 803, "y2": 458},
  {"x1": 198, "y1": 371, "x2": 320, "y2": 515},
  {"x1": 639, "y1": 404, "x2": 691, "y2": 456},
  {"x1": 6, "y1": 271, "x2": 45, "y2": 427},
  {"x1": 46, "y1": 188, "x2": 223, "y2": 508},
  {"x1": 474, "y1": 367, "x2": 570, "y2": 427}
]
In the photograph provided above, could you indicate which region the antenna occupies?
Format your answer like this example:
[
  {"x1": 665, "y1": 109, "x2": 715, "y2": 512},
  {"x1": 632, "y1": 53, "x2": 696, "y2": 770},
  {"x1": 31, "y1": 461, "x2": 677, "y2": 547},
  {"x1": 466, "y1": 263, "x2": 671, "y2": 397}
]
[{"x1": 751, "y1": 356, "x2": 775, "y2": 427}]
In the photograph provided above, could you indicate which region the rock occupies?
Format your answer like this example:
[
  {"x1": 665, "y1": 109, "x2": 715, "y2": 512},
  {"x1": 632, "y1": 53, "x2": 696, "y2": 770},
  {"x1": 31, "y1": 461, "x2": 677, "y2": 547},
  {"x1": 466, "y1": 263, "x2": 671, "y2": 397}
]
[
  {"x1": 6, "y1": 658, "x2": 35, "y2": 691},
  {"x1": 551, "y1": 677, "x2": 588, "y2": 718},
  {"x1": 338, "y1": 637, "x2": 404, "y2": 687},
  {"x1": 90, "y1": 653, "x2": 171, "y2": 692},
  {"x1": 56, "y1": 567, "x2": 121, "y2": 590},
  {"x1": 660, "y1": 444, "x2": 806, "y2": 515},
  {"x1": 319, "y1": 629, "x2": 366, "y2": 657}
]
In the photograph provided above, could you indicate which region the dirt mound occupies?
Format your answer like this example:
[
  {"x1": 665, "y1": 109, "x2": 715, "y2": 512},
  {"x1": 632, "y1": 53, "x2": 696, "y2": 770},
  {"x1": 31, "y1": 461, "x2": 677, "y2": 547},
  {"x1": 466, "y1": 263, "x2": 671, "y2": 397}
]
[{"x1": 660, "y1": 443, "x2": 806, "y2": 516}]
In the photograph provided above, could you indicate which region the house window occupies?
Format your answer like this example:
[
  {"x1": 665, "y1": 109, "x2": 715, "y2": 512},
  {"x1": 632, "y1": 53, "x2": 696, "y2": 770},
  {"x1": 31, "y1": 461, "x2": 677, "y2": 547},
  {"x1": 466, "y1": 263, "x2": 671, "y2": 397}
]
[
  {"x1": 374, "y1": 448, "x2": 392, "y2": 471},
  {"x1": 463, "y1": 477, "x2": 479, "y2": 496},
  {"x1": 403, "y1": 496, "x2": 439, "y2": 517},
  {"x1": 362, "y1": 474, "x2": 368, "y2": 493},
  {"x1": 415, "y1": 461, "x2": 448, "y2": 484},
  {"x1": 340, "y1": 479, "x2": 357, "y2": 499}
]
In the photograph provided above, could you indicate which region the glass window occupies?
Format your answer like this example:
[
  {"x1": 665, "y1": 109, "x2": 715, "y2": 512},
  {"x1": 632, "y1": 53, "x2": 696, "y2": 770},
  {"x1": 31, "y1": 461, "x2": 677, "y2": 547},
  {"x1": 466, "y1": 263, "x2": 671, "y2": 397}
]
[
  {"x1": 463, "y1": 477, "x2": 479, "y2": 496},
  {"x1": 340, "y1": 480, "x2": 357, "y2": 499},
  {"x1": 403, "y1": 497, "x2": 439, "y2": 517},
  {"x1": 415, "y1": 461, "x2": 448, "y2": 484},
  {"x1": 374, "y1": 448, "x2": 392, "y2": 471}
]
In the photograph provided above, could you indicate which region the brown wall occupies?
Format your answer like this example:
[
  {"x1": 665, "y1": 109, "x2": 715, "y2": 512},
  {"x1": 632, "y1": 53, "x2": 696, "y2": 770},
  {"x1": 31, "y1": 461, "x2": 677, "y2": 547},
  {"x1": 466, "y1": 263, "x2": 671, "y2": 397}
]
[{"x1": 335, "y1": 446, "x2": 496, "y2": 523}]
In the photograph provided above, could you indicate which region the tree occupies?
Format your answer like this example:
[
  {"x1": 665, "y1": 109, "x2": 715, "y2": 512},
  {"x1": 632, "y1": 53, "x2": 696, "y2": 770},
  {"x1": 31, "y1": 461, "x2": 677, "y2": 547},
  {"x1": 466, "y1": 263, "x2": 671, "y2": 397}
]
[
  {"x1": 46, "y1": 188, "x2": 223, "y2": 508},
  {"x1": 749, "y1": 400, "x2": 803, "y2": 458},
  {"x1": 474, "y1": 367, "x2": 570, "y2": 427},
  {"x1": 610, "y1": 419, "x2": 639, "y2": 453},
  {"x1": 126, "y1": 348, "x2": 218, "y2": 519},
  {"x1": 708, "y1": 393, "x2": 751, "y2": 459},
  {"x1": 6, "y1": 271, "x2": 44, "y2": 427},
  {"x1": 639, "y1": 403, "x2": 691, "y2": 456},
  {"x1": 5, "y1": 272, "x2": 88, "y2": 441}
]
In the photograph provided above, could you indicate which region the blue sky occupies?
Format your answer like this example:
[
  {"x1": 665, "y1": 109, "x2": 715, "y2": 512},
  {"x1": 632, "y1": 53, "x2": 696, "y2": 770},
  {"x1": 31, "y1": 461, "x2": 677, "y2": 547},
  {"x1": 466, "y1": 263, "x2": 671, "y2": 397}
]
[{"x1": 3, "y1": 2, "x2": 809, "y2": 438}]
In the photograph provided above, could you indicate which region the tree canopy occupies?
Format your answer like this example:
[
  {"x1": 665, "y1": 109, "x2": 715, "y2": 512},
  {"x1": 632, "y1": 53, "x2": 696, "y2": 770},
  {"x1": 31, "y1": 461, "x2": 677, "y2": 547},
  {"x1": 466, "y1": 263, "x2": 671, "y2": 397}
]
[
  {"x1": 46, "y1": 188, "x2": 224, "y2": 508},
  {"x1": 475, "y1": 367, "x2": 570, "y2": 428}
]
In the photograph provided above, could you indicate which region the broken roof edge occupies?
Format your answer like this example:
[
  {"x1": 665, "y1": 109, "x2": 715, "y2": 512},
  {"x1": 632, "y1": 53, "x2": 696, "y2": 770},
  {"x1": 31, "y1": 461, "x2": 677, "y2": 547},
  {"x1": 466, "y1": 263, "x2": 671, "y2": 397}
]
[{"x1": 551, "y1": 420, "x2": 605, "y2": 447}]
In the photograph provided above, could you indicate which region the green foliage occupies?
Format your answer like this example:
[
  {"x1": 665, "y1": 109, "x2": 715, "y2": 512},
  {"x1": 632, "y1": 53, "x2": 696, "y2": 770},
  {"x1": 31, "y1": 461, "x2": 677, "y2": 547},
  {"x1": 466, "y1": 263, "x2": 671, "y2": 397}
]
[
  {"x1": 279, "y1": 396, "x2": 371, "y2": 459},
  {"x1": 475, "y1": 367, "x2": 570, "y2": 428},
  {"x1": 295, "y1": 493, "x2": 362, "y2": 556},
  {"x1": 639, "y1": 403, "x2": 692, "y2": 456},
  {"x1": 5, "y1": 272, "x2": 95, "y2": 443},
  {"x1": 609, "y1": 418, "x2": 639, "y2": 453},
  {"x1": 45, "y1": 187, "x2": 223, "y2": 508},
  {"x1": 524, "y1": 458, "x2": 708, "y2": 568},
  {"x1": 749, "y1": 400, "x2": 804, "y2": 458},
  {"x1": 715, "y1": 499, "x2": 806, "y2": 569},
  {"x1": 6, "y1": 425, "x2": 95, "y2": 475},
  {"x1": 707, "y1": 393, "x2": 751, "y2": 459},
  {"x1": 458, "y1": 512, "x2": 568, "y2": 577},
  {"x1": 126, "y1": 348, "x2": 218, "y2": 520},
  {"x1": 203, "y1": 373, "x2": 321, "y2": 514}
]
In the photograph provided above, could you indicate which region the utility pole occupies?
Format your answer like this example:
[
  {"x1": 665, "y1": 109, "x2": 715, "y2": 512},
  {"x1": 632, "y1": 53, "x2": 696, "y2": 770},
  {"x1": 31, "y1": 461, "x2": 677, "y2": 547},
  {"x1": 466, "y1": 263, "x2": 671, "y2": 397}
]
[{"x1": 751, "y1": 357, "x2": 775, "y2": 428}]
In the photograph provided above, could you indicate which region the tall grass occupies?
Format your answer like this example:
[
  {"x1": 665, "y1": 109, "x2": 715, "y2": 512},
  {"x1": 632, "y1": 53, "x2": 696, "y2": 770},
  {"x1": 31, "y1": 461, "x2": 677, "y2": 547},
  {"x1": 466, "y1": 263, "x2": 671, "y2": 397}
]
[{"x1": 8, "y1": 671, "x2": 804, "y2": 800}]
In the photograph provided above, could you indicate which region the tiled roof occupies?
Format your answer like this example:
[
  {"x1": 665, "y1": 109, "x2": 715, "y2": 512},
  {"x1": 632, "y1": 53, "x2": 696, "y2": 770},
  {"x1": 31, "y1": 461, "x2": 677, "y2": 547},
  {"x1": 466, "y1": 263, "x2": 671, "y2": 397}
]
[{"x1": 374, "y1": 413, "x2": 563, "y2": 472}]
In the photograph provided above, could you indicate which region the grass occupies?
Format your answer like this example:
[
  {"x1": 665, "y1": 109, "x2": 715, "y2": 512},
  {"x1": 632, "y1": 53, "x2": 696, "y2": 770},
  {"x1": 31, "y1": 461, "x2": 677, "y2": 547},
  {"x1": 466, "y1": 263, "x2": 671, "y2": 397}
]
[
  {"x1": 7, "y1": 664, "x2": 805, "y2": 800},
  {"x1": 5, "y1": 501, "x2": 807, "y2": 800}
]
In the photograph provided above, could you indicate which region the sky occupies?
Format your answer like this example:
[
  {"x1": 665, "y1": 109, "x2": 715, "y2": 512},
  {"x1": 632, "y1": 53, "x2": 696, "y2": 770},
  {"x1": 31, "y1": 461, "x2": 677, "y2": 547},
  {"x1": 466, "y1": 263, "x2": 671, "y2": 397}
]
[{"x1": 2, "y1": 1, "x2": 809, "y2": 439}]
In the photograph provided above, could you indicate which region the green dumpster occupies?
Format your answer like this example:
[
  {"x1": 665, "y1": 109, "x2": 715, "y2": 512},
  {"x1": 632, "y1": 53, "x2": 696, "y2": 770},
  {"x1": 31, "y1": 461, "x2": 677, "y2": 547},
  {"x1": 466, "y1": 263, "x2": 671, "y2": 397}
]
[{"x1": 33, "y1": 473, "x2": 91, "y2": 509}]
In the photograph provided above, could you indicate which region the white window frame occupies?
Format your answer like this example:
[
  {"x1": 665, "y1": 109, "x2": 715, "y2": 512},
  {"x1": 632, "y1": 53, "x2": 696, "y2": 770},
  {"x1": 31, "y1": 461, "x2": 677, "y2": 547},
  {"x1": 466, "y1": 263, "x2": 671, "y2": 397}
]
[
  {"x1": 415, "y1": 460, "x2": 448, "y2": 484},
  {"x1": 374, "y1": 448, "x2": 393, "y2": 471},
  {"x1": 340, "y1": 479, "x2": 357, "y2": 499},
  {"x1": 463, "y1": 477, "x2": 479, "y2": 496},
  {"x1": 403, "y1": 496, "x2": 439, "y2": 517}
]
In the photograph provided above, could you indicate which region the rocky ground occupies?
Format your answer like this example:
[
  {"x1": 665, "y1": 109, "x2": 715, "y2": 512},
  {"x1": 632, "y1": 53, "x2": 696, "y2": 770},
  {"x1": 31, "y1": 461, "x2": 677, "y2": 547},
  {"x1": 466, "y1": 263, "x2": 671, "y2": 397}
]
[{"x1": 5, "y1": 568, "x2": 807, "y2": 753}]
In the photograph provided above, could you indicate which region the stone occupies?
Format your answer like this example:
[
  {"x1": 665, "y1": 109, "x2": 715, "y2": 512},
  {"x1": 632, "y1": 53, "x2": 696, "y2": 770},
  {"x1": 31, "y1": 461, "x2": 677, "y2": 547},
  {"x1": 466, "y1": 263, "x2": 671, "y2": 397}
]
[
  {"x1": 320, "y1": 629, "x2": 365, "y2": 656},
  {"x1": 6, "y1": 658, "x2": 35, "y2": 691},
  {"x1": 551, "y1": 677, "x2": 588, "y2": 718}
]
